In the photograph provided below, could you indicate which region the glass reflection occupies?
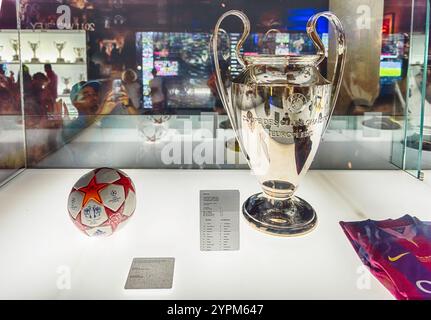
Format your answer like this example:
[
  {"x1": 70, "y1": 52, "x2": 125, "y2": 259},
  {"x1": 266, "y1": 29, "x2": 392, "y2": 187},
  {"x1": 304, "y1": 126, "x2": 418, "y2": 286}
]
[
  {"x1": 0, "y1": 1, "x2": 25, "y2": 185},
  {"x1": 0, "y1": 0, "x2": 424, "y2": 171}
]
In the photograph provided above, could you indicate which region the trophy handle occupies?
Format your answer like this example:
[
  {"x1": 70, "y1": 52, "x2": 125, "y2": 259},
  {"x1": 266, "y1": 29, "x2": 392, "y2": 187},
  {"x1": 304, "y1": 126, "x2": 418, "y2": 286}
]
[
  {"x1": 212, "y1": 10, "x2": 250, "y2": 109},
  {"x1": 307, "y1": 12, "x2": 347, "y2": 134}
]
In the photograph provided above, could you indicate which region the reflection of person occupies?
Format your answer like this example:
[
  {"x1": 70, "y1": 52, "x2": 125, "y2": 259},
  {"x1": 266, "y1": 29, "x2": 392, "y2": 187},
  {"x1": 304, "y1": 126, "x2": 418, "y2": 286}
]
[
  {"x1": 25, "y1": 72, "x2": 49, "y2": 118},
  {"x1": 22, "y1": 64, "x2": 32, "y2": 92},
  {"x1": 149, "y1": 67, "x2": 165, "y2": 111},
  {"x1": 62, "y1": 80, "x2": 138, "y2": 142},
  {"x1": 122, "y1": 69, "x2": 141, "y2": 110},
  {"x1": 44, "y1": 64, "x2": 58, "y2": 99},
  {"x1": 105, "y1": 81, "x2": 140, "y2": 115},
  {"x1": 70, "y1": 81, "x2": 101, "y2": 116},
  {"x1": 69, "y1": 80, "x2": 134, "y2": 115},
  {"x1": 44, "y1": 64, "x2": 58, "y2": 114},
  {"x1": 0, "y1": 64, "x2": 24, "y2": 115},
  {"x1": 0, "y1": 65, "x2": 13, "y2": 89},
  {"x1": 62, "y1": 81, "x2": 103, "y2": 142},
  {"x1": 24, "y1": 70, "x2": 65, "y2": 165},
  {"x1": 0, "y1": 87, "x2": 19, "y2": 115},
  {"x1": 70, "y1": 80, "x2": 138, "y2": 116}
]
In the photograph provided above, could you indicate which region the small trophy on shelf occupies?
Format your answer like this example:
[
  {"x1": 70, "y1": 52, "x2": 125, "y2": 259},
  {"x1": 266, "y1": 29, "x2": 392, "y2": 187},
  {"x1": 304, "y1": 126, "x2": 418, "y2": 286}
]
[
  {"x1": 73, "y1": 47, "x2": 85, "y2": 63},
  {"x1": 54, "y1": 41, "x2": 67, "y2": 63},
  {"x1": 62, "y1": 77, "x2": 71, "y2": 94},
  {"x1": 10, "y1": 39, "x2": 19, "y2": 61},
  {"x1": 28, "y1": 41, "x2": 40, "y2": 63}
]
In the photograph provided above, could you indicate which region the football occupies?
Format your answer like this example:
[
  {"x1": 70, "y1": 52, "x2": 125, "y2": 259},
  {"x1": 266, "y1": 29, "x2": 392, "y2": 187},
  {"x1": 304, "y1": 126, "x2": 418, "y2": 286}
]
[{"x1": 67, "y1": 168, "x2": 136, "y2": 237}]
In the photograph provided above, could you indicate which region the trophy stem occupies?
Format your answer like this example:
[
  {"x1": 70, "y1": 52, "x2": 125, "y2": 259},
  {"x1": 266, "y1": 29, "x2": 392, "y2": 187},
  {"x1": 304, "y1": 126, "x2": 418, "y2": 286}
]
[
  {"x1": 242, "y1": 193, "x2": 317, "y2": 237},
  {"x1": 31, "y1": 49, "x2": 39, "y2": 63}
]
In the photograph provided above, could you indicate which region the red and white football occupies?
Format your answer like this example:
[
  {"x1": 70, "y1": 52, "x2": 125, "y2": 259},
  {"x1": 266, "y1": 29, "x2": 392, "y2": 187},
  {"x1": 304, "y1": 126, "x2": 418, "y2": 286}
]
[{"x1": 67, "y1": 168, "x2": 136, "y2": 237}]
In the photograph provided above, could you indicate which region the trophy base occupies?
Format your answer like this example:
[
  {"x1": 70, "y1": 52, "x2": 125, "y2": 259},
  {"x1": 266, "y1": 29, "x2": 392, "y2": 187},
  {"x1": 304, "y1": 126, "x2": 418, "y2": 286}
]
[
  {"x1": 75, "y1": 58, "x2": 84, "y2": 63},
  {"x1": 57, "y1": 58, "x2": 66, "y2": 63},
  {"x1": 31, "y1": 58, "x2": 40, "y2": 63},
  {"x1": 243, "y1": 193, "x2": 317, "y2": 237},
  {"x1": 12, "y1": 55, "x2": 19, "y2": 62}
]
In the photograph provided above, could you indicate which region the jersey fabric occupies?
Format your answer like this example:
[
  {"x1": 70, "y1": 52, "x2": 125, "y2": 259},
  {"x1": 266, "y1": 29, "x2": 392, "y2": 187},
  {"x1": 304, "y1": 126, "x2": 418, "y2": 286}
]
[{"x1": 340, "y1": 215, "x2": 431, "y2": 300}]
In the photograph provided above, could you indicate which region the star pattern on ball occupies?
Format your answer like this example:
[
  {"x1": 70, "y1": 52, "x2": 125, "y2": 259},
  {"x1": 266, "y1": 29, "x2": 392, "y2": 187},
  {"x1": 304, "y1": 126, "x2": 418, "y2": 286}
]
[
  {"x1": 114, "y1": 172, "x2": 135, "y2": 197},
  {"x1": 77, "y1": 176, "x2": 108, "y2": 206},
  {"x1": 68, "y1": 168, "x2": 137, "y2": 237}
]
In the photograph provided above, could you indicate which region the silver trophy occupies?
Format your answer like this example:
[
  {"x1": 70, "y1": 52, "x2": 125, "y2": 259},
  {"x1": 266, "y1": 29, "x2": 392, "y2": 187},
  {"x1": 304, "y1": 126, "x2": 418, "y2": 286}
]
[
  {"x1": 212, "y1": 10, "x2": 346, "y2": 236},
  {"x1": 10, "y1": 39, "x2": 19, "y2": 61},
  {"x1": 54, "y1": 41, "x2": 66, "y2": 63},
  {"x1": 62, "y1": 77, "x2": 71, "y2": 94},
  {"x1": 28, "y1": 41, "x2": 40, "y2": 63},
  {"x1": 73, "y1": 47, "x2": 85, "y2": 63}
]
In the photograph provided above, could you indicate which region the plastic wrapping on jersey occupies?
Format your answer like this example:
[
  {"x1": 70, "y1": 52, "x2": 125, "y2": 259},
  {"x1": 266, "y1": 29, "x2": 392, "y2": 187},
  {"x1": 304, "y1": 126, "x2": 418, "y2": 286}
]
[{"x1": 340, "y1": 215, "x2": 431, "y2": 300}]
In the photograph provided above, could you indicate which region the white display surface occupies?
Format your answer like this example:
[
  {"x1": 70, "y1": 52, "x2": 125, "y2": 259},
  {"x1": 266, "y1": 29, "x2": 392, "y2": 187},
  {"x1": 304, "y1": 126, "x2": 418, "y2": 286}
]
[{"x1": 0, "y1": 169, "x2": 430, "y2": 300}]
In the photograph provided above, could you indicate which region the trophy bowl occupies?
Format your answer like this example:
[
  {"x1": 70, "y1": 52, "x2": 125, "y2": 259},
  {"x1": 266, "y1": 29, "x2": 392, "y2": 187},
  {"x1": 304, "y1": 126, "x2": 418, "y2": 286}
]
[{"x1": 212, "y1": 10, "x2": 346, "y2": 236}]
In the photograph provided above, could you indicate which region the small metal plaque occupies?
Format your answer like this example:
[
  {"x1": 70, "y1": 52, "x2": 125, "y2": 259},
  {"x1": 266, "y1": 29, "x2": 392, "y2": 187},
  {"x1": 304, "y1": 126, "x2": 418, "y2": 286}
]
[
  {"x1": 124, "y1": 258, "x2": 175, "y2": 289},
  {"x1": 200, "y1": 190, "x2": 240, "y2": 251}
]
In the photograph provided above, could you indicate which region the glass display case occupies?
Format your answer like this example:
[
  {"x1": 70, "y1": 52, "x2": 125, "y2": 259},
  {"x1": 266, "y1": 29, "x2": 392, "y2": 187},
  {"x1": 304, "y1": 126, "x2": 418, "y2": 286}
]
[
  {"x1": 0, "y1": 0, "x2": 428, "y2": 174},
  {"x1": 0, "y1": 10, "x2": 25, "y2": 187},
  {"x1": 0, "y1": 0, "x2": 430, "y2": 301},
  {"x1": 390, "y1": 0, "x2": 430, "y2": 179}
]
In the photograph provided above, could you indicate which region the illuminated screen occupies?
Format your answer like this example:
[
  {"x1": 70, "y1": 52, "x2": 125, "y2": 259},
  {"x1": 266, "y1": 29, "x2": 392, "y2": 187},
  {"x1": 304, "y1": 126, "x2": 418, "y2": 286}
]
[
  {"x1": 137, "y1": 32, "x2": 214, "y2": 109},
  {"x1": 380, "y1": 60, "x2": 402, "y2": 78},
  {"x1": 136, "y1": 30, "x2": 329, "y2": 109},
  {"x1": 154, "y1": 60, "x2": 179, "y2": 76}
]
